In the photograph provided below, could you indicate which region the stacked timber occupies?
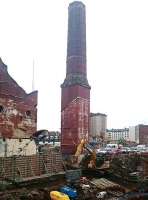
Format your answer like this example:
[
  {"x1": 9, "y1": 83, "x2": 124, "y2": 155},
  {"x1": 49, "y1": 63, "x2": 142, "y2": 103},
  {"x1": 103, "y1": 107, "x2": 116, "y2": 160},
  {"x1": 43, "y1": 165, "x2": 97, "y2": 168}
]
[{"x1": 90, "y1": 178, "x2": 122, "y2": 191}]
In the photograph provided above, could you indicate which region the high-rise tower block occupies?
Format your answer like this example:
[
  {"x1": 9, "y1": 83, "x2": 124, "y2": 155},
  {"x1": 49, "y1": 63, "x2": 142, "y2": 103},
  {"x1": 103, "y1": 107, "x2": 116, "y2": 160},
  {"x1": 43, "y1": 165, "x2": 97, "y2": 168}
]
[{"x1": 61, "y1": 1, "x2": 90, "y2": 154}]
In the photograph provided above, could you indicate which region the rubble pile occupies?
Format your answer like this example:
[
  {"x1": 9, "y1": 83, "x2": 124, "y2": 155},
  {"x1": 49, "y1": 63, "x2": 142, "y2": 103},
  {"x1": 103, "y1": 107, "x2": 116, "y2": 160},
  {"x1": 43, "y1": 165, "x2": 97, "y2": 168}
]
[
  {"x1": 0, "y1": 188, "x2": 50, "y2": 200},
  {"x1": 0, "y1": 177, "x2": 126, "y2": 200}
]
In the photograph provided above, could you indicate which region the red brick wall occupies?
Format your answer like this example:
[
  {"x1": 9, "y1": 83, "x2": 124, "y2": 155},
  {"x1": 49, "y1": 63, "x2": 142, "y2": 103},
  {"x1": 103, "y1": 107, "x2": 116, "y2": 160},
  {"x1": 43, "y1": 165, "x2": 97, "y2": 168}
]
[
  {"x1": 61, "y1": 85, "x2": 90, "y2": 110},
  {"x1": 0, "y1": 151, "x2": 63, "y2": 180},
  {"x1": 0, "y1": 59, "x2": 37, "y2": 138},
  {"x1": 139, "y1": 125, "x2": 148, "y2": 145},
  {"x1": 61, "y1": 97, "x2": 90, "y2": 154}
]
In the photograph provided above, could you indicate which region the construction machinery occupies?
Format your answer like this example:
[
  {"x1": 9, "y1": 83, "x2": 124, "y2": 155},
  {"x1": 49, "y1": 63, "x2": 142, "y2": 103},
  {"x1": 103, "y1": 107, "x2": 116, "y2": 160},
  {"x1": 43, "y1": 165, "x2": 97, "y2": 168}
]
[{"x1": 73, "y1": 139, "x2": 97, "y2": 169}]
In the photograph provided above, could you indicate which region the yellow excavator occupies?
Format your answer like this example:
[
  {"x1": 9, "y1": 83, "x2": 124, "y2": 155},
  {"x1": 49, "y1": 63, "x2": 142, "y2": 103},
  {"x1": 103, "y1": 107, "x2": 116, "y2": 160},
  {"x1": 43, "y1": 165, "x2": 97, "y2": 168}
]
[{"x1": 73, "y1": 139, "x2": 97, "y2": 169}]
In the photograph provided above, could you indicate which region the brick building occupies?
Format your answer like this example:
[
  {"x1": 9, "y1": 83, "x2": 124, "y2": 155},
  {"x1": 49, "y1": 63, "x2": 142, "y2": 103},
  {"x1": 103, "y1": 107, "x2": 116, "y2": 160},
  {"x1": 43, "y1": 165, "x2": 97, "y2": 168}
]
[
  {"x1": 61, "y1": 2, "x2": 90, "y2": 154},
  {"x1": 135, "y1": 124, "x2": 148, "y2": 144},
  {"x1": 107, "y1": 125, "x2": 148, "y2": 145},
  {"x1": 0, "y1": 58, "x2": 37, "y2": 139}
]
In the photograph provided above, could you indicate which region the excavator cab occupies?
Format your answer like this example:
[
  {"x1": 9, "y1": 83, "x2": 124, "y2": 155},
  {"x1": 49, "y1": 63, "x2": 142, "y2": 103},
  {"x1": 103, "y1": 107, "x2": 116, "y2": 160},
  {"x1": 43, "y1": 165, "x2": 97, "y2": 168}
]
[{"x1": 74, "y1": 139, "x2": 96, "y2": 169}]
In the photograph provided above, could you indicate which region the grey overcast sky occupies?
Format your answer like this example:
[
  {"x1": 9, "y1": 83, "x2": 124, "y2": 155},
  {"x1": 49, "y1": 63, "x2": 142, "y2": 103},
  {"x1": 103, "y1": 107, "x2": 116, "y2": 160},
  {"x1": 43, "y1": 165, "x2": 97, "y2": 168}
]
[{"x1": 0, "y1": 0, "x2": 148, "y2": 131}]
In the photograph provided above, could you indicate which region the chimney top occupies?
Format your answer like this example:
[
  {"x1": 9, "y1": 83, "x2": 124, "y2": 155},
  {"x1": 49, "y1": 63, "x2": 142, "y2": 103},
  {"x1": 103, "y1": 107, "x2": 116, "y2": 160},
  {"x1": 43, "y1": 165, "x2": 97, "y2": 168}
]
[{"x1": 69, "y1": 1, "x2": 85, "y2": 8}]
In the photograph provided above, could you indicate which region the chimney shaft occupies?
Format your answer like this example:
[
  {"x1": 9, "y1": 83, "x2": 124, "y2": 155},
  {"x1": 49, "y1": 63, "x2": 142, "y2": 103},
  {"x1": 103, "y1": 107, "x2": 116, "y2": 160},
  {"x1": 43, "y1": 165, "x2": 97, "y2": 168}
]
[
  {"x1": 66, "y1": 1, "x2": 86, "y2": 75},
  {"x1": 61, "y1": 1, "x2": 90, "y2": 154}
]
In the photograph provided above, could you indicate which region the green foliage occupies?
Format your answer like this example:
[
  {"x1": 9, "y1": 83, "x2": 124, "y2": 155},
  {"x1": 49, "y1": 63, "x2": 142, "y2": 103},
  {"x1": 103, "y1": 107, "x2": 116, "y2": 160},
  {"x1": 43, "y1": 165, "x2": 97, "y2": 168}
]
[{"x1": 117, "y1": 138, "x2": 126, "y2": 145}]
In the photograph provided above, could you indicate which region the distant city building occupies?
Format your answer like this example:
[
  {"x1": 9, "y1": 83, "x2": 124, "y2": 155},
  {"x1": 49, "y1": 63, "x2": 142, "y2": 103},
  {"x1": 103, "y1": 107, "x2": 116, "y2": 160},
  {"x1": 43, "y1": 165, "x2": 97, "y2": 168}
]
[
  {"x1": 48, "y1": 131, "x2": 60, "y2": 142},
  {"x1": 90, "y1": 113, "x2": 107, "y2": 141},
  {"x1": 135, "y1": 124, "x2": 148, "y2": 144},
  {"x1": 33, "y1": 130, "x2": 60, "y2": 144},
  {"x1": 129, "y1": 126, "x2": 136, "y2": 142},
  {"x1": 107, "y1": 125, "x2": 148, "y2": 144},
  {"x1": 106, "y1": 128, "x2": 129, "y2": 142}
]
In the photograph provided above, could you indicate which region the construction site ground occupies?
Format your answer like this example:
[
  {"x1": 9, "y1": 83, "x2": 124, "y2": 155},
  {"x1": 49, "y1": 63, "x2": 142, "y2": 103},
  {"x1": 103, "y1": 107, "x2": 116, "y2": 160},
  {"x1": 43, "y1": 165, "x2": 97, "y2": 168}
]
[
  {"x1": 0, "y1": 169, "x2": 133, "y2": 200},
  {"x1": 1, "y1": 151, "x2": 147, "y2": 199}
]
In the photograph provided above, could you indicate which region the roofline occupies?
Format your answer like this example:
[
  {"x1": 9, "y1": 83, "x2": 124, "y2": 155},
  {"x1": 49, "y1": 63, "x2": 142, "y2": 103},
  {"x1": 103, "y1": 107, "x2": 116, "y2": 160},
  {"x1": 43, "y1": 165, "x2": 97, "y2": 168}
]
[{"x1": 90, "y1": 112, "x2": 107, "y2": 117}]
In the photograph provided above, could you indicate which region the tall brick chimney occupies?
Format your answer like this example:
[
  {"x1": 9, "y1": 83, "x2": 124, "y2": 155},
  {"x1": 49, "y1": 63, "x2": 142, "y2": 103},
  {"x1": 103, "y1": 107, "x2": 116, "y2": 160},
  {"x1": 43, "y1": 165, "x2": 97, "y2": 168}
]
[{"x1": 61, "y1": 1, "x2": 90, "y2": 154}]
